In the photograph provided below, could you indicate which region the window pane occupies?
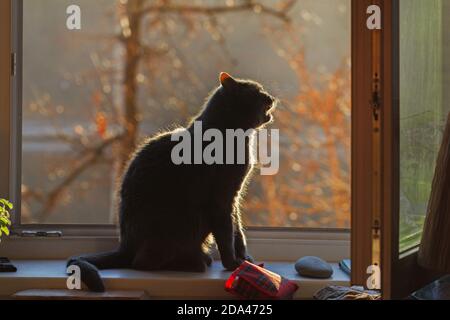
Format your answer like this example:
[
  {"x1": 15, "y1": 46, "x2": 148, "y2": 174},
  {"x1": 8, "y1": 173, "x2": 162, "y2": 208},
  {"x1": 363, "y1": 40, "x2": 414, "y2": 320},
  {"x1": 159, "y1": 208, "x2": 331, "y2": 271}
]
[
  {"x1": 399, "y1": 0, "x2": 449, "y2": 251},
  {"x1": 21, "y1": 0, "x2": 350, "y2": 227}
]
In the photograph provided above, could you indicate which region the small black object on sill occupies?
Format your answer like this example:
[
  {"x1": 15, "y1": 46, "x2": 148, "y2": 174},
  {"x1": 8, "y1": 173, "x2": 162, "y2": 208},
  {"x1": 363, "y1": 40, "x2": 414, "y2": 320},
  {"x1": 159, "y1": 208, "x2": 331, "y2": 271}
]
[
  {"x1": 0, "y1": 257, "x2": 17, "y2": 273},
  {"x1": 339, "y1": 259, "x2": 351, "y2": 276},
  {"x1": 410, "y1": 275, "x2": 450, "y2": 300}
]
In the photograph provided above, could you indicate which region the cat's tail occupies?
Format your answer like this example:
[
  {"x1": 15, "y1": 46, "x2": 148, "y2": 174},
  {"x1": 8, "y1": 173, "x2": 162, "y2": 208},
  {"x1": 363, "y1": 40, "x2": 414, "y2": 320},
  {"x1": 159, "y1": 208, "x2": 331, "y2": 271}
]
[{"x1": 67, "y1": 249, "x2": 131, "y2": 292}]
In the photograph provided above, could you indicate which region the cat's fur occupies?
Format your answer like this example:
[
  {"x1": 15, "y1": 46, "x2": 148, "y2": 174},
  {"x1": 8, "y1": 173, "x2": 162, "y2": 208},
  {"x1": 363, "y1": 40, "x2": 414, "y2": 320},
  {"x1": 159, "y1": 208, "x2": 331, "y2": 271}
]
[{"x1": 67, "y1": 73, "x2": 277, "y2": 292}]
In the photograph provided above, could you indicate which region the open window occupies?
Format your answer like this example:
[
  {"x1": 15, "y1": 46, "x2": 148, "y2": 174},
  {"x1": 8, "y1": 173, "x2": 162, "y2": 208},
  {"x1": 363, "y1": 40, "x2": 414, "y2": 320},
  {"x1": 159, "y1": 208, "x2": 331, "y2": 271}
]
[
  {"x1": 385, "y1": 0, "x2": 450, "y2": 299},
  {"x1": 354, "y1": 0, "x2": 449, "y2": 299}
]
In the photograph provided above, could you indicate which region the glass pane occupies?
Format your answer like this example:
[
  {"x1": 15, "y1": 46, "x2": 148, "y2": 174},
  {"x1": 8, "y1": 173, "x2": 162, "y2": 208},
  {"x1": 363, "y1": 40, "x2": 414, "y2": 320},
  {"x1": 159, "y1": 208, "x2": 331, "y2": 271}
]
[
  {"x1": 399, "y1": 0, "x2": 450, "y2": 251},
  {"x1": 21, "y1": 0, "x2": 350, "y2": 227}
]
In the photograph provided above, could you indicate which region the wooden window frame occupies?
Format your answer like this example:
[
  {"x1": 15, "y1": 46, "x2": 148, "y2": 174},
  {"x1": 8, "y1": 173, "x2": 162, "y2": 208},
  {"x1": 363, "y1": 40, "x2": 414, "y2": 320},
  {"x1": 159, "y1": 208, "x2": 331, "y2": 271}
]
[
  {"x1": 0, "y1": 0, "x2": 12, "y2": 201},
  {"x1": 352, "y1": 0, "x2": 444, "y2": 299},
  {"x1": 351, "y1": 0, "x2": 376, "y2": 287}
]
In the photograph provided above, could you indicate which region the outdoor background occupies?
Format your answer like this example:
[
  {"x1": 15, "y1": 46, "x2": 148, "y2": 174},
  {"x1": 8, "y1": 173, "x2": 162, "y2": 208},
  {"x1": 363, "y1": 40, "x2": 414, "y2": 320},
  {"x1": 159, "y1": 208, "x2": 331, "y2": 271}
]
[
  {"x1": 399, "y1": 0, "x2": 450, "y2": 251},
  {"x1": 21, "y1": 0, "x2": 351, "y2": 228}
]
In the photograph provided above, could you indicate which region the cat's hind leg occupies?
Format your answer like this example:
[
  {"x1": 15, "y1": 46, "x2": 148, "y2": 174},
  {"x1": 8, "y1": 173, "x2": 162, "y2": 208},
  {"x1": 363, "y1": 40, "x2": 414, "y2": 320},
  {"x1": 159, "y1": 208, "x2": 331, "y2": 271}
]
[
  {"x1": 202, "y1": 251, "x2": 213, "y2": 267},
  {"x1": 202, "y1": 234, "x2": 214, "y2": 267}
]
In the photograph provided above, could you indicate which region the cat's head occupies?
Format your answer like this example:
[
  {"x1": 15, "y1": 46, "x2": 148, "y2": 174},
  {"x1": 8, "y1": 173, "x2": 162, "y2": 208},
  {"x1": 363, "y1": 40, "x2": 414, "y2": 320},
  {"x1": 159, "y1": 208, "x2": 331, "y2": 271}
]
[{"x1": 205, "y1": 72, "x2": 277, "y2": 130}]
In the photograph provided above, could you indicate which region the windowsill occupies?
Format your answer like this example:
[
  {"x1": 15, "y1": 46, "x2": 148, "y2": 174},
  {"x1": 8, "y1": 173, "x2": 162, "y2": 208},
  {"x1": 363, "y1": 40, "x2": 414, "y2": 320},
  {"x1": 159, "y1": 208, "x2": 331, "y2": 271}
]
[
  {"x1": 0, "y1": 260, "x2": 350, "y2": 299},
  {"x1": 1, "y1": 230, "x2": 350, "y2": 263}
]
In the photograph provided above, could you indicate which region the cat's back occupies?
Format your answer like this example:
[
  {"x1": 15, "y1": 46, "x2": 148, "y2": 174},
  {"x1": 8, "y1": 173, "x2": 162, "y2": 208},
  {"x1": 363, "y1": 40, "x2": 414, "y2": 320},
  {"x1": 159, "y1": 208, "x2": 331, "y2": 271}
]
[{"x1": 120, "y1": 131, "x2": 177, "y2": 192}]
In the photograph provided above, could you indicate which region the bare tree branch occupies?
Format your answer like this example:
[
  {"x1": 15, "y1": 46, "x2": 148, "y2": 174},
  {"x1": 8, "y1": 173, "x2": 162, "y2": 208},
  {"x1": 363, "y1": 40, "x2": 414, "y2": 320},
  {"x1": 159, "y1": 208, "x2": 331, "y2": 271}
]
[
  {"x1": 22, "y1": 0, "x2": 306, "y2": 226},
  {"x1": 138, "y1": 1, "x2": 295, "y2": 22},
  {"x1": 30, "y1": 134, "x2": 124, "y2": 222}
]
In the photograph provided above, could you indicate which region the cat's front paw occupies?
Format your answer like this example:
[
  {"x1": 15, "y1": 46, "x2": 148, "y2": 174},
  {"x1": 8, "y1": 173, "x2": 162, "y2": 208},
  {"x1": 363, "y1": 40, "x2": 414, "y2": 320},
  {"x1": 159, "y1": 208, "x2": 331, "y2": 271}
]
[
  {"x1": 236, "y1": 250, "x2": 254, "y2": 264},
  {"x1": 241, "y1": 254, "x2": 254, "y2": 263}
]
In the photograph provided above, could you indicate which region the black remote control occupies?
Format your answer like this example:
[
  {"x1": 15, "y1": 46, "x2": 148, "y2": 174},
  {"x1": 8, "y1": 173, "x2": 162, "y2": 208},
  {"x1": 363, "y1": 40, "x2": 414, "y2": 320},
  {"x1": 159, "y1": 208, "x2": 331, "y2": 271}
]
[
  {"x1": 0, "y1": 257, "x2": 17, "y2": 273},
  {"x1": 0, "y1": 264, "x2": 17, "y2": 272}
]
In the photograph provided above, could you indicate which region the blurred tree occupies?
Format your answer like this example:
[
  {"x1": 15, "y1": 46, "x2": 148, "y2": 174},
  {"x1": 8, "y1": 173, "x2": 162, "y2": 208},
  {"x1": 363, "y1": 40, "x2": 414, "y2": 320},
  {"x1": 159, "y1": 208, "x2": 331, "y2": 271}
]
[
  {"x1": 244, "y1": 28, "x2": 350, "y2": 228},
  {"x1": 22, "y1": 0, "x2": 298, "y2": 224},
  {"x1": 21, "y1": 0, "x2": 350, "y2": 229}
]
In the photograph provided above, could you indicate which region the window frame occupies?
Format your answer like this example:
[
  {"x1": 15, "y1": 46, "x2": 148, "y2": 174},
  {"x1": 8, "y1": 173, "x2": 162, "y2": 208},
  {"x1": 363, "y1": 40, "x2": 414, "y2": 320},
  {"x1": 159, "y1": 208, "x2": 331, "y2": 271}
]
[
  {"x1": 0, "y1": 1, "x2": 12, "y2": 205},
  {"x1": 1, "y1": 229, "x2": 350, "y2": 262},
  {"x1": 350, "y1": 0, "x2": 376, "y2": 286},
  {"x1": 1, "y1": 0, "x2": 351, "y2": 263}
]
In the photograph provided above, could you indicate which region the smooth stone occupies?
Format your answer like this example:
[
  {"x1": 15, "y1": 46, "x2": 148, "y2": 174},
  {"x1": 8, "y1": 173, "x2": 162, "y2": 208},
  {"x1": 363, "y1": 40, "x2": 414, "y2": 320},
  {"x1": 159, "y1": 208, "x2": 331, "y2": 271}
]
[{"x1": 295, "y1": 256, "x2": 334, "y2": 279}]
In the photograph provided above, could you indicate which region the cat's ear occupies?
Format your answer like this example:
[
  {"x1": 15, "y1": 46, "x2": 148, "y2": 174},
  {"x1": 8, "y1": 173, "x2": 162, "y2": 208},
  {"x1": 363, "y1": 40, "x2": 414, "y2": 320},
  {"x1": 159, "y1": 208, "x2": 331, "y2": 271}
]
[{"x1": 220, "y1": 72, "x2": 238, "y2": 90}]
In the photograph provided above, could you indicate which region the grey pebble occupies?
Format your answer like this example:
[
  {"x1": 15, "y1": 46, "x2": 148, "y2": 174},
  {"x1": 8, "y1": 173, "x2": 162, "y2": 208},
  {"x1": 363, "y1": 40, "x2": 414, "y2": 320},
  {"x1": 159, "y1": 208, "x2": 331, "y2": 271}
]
[{"x1": 295, "y1": 256, "x2": 334, "y2": 279}]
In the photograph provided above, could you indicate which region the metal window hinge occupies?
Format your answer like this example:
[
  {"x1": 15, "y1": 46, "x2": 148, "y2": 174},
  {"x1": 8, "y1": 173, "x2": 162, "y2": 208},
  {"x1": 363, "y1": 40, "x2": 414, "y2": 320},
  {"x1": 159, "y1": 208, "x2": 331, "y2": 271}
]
[
  {"x1": 11, "y1": 52, "x2": 16, "y2": 77},
  {"x1": 371, "y1": 73, "x2": 381, "y2": 121},
  {"x1": 372, "y1": 219, "x2": 381, "y2": 237}
]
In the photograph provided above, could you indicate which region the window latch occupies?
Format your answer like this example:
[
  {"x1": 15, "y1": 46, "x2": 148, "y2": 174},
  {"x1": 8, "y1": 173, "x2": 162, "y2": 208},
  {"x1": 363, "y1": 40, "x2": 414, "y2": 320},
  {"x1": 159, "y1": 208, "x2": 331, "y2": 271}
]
[{"x1": 18, "y1": 230, "x2": 63, "y2": 238}]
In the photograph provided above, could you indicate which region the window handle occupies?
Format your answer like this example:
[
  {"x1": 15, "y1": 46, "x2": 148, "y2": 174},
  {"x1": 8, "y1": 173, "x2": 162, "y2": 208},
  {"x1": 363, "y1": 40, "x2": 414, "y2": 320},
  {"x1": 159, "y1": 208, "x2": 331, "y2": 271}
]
[{"x1": 18, "y1": 230, "x2": 63, "y2": 238}]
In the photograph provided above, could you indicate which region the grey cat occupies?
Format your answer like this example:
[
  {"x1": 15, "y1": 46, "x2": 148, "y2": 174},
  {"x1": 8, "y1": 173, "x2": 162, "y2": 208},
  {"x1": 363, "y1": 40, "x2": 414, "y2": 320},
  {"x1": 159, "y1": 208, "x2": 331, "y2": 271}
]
[{"x1": 67, "y1": 72, "x2": 277, "y2": 292}]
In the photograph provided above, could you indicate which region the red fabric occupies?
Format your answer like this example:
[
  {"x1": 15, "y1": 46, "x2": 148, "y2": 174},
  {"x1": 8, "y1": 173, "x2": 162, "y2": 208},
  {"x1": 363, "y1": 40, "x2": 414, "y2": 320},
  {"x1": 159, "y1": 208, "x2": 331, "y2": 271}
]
[{"x1": 225, "y1": 261, "x2": 299, "y2": 300}]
